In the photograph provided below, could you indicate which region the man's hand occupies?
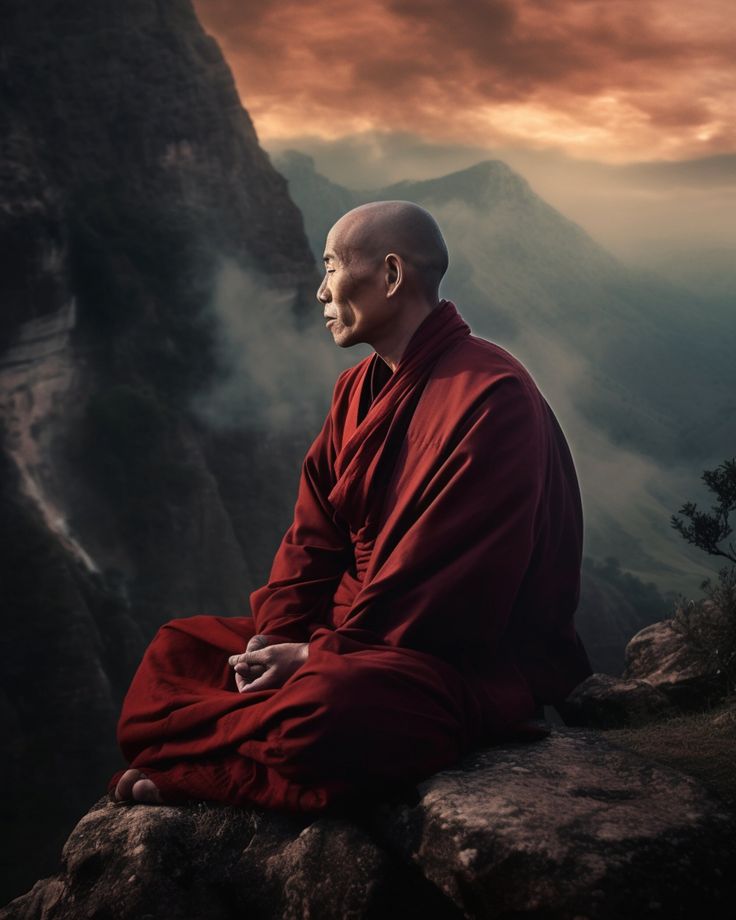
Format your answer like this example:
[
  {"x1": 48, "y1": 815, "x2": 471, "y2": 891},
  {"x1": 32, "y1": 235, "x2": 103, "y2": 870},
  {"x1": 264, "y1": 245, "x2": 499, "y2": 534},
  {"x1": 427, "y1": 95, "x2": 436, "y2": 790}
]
[
  {"x1": 228, "y1": 636, "x2": 309, "y2": 693},
  {"x1": 228, "y1": 633, "x2": 273, "y2": 691}
]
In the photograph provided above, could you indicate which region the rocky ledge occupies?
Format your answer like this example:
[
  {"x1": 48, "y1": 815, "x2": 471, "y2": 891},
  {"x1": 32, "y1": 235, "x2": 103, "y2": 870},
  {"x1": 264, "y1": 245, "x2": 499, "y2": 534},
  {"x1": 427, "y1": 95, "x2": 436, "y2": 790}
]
[{"x1": 3, "y1": 728, "x2": 734, "y2": 920}]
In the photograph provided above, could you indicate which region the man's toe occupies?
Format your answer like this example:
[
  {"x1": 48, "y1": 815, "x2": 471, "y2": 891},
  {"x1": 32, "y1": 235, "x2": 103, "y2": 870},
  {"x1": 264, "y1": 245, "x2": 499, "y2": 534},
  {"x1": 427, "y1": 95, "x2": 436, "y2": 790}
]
[
  {"x1": 114, "y1": 768, "x2": 144, "y2": 802},
  {"x1": 131, "y1": 777, "x2": 163, "y2": 804}
]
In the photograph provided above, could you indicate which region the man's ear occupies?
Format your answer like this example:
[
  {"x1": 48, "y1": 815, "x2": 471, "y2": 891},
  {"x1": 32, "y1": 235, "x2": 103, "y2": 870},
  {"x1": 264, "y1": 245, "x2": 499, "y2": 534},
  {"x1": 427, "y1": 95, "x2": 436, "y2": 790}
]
[{"x1": 385, "y1": 253, "x2": 403, "y2": 297}]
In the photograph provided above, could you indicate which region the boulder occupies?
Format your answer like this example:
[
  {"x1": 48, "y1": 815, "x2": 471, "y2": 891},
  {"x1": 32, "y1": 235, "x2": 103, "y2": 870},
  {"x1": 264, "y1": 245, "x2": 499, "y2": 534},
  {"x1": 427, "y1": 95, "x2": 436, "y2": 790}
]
[
  {"x1": 623, "y1": 619, "x2": 723, "y2": 709},
  {"x1": 559, "y1": 672, "x2": 675, "y2": 728},
  {"x1": 372, "y1": 729, "x2": 735, "y2": 919},
  {"x1": 0, "y1": 798, "x2": 439, "y2": 920},
  {"x1": 560, "y1": 616, "x2": 725, "y2": 728},
  {"x1": 3, "y1": 728, "x2": 734, "y2": 920}
]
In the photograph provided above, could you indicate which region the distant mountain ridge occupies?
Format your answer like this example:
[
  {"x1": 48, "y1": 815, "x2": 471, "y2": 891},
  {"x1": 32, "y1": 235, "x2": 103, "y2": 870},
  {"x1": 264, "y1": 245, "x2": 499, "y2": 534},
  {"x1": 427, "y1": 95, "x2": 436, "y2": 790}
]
[
  {"x1": 277, "y1": 151, "x2": 733, "y2": 465},
  {"x1": 276, "y1": 149, "x2": 734, "y2": 597}
]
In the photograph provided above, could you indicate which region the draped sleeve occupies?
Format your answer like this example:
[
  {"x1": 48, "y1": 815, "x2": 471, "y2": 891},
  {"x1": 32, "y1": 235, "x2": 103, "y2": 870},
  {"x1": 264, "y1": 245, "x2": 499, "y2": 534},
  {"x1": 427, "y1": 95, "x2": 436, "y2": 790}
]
[{"x1": 248, "y1": 372, "x2": 354, "y2": 642}]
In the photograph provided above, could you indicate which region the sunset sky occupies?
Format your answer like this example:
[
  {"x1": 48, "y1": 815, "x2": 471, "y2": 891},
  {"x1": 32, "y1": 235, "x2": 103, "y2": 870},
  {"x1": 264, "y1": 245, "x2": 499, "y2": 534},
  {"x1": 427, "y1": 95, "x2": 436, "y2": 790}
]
[{"x1": 194, "y1": 0, "x2": 734, "y2": 164}]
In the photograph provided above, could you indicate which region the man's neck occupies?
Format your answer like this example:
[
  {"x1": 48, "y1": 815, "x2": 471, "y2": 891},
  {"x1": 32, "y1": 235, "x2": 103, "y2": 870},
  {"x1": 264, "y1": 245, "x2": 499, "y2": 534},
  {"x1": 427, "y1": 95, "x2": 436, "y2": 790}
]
[{"x1": 372, "y1": 299, "x2": 440, "y2": 372}]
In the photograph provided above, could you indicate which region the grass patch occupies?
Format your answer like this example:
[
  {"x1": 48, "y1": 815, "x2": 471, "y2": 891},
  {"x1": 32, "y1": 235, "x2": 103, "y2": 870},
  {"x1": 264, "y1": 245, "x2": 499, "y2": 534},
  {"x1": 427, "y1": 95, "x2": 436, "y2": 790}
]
[{"x1": 603, "y1": 694, "x2": 736, "y2": 807}]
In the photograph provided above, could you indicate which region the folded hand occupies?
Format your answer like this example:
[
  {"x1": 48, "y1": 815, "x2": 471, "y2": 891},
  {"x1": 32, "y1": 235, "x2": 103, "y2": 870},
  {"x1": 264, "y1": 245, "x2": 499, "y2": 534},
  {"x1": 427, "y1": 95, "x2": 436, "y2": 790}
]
[{"x1": 228, "y1": 636, "x2": 309, "y2": 693}]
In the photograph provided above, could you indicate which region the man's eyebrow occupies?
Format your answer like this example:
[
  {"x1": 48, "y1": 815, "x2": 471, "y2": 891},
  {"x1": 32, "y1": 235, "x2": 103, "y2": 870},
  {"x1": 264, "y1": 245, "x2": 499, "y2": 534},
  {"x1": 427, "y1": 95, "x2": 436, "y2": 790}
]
[{"x1": 322, "y1": 252, "x2": 335, "y2": 263}]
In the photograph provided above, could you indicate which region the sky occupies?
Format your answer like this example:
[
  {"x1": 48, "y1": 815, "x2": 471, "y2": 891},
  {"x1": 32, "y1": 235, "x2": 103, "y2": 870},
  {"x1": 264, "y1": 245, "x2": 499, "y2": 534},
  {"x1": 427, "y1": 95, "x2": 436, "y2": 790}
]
[
  {"x1": 194, "y1": 0, "x2": 734, "y2": 163},
  {"x1": 193, "y1": 0, "x2": 736, "y2": 263},
  {"x1": 188, "y1": 0, "x2": 734, "y2": 597}
]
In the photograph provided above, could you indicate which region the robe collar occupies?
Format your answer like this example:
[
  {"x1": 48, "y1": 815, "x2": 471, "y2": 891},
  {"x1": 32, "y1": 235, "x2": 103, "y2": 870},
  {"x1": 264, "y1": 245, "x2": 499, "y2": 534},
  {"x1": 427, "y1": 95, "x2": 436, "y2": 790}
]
[{"x1": 329, "y1": 299, "x2": 471, "y2": 533}]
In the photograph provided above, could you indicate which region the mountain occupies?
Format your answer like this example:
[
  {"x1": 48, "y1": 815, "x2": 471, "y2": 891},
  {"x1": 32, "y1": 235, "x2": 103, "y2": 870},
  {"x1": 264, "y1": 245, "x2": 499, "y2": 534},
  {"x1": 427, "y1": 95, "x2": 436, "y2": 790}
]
[
  {"x1": 0, "y1": 2, "x2": 726, "y2": 902},
  {"x1": 276, "y1": 150, "x2": 735, "y2": 596},
  {"x1": 279, "y1": 152, "x2": 734, "y2": 463},
  {"x1": 0, "y1": 0, "x2": 332, "y2": 902}
]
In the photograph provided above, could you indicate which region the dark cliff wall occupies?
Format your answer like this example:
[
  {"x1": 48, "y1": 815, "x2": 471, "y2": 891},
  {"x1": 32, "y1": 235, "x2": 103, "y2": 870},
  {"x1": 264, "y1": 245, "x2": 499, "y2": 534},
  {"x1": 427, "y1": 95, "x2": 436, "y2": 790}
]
[{"x1": 0, "y1": 0, "x2": 321, "y2": 901}]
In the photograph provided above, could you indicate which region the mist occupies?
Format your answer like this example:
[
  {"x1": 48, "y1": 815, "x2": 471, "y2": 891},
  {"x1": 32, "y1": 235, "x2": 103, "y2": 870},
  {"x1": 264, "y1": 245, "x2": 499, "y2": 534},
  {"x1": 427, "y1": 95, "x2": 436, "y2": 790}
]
[
  {"x1": 265, "y1": 131, "x2": 736, "y2": 266},
  {"x1": 429, "y1": 211, "x2": 717, "y2": 598},
  {"x1": 192, "y1": 245, "x2": 717, "y2": 603},
  {"x1": 193, "y1": 260, "x2": 371, "y2": 434}
]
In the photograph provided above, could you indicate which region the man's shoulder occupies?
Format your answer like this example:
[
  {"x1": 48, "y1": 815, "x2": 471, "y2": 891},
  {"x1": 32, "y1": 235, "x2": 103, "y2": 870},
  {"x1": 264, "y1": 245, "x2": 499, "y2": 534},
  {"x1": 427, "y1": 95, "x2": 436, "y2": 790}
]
[{"x1": 439, "y1": 333, "x2": 540, "y2": 395}]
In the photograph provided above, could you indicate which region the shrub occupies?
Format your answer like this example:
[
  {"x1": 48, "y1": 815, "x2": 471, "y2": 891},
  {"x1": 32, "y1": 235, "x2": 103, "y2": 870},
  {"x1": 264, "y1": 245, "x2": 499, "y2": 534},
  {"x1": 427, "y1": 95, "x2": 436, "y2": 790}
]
[{"x1": 671, "y1": 566, "x2": 736, "y2": 696}]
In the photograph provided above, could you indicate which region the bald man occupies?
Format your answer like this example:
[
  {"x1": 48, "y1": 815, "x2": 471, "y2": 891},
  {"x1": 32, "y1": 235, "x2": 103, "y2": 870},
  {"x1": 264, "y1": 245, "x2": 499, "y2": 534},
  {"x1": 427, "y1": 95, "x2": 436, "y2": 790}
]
[{"x1": 110, "y1": 201, "x2": 592, "y2": 810}]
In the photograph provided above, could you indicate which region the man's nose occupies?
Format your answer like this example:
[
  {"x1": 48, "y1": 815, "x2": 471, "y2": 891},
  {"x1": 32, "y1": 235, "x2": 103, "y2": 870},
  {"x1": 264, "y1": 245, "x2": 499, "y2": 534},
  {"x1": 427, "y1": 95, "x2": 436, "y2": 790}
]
[{"x1": 317, "y1": 277, "x2": 330, "y2": 304}]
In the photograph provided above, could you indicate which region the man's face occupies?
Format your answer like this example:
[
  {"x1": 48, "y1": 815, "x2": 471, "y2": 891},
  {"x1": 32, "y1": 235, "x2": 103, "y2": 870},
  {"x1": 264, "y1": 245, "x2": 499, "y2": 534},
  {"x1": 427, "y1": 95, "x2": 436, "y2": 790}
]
[{"x1": 317, "y1": 222, "x2": 393, "y2": 349}]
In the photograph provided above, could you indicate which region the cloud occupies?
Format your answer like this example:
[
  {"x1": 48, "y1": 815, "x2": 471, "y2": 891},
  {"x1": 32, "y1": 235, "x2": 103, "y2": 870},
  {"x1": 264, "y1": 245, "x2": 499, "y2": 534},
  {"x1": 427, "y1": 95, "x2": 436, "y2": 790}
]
[
  {"x1": 193, "y1": 259, "x2": 371, "y2": 432},
  {"x1": 194, "y1": 0, "x2": 735, "y2": 162},
  {"x1": 267, "y1": 130, "x2": 736, "y2": 260}
]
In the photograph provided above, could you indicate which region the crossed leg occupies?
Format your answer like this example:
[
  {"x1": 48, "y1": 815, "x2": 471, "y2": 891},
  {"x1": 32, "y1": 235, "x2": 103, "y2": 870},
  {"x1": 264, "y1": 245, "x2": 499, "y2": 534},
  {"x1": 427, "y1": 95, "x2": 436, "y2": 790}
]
[{"x1": 109, "y1": 615, "x2": 488, "y2": 812}]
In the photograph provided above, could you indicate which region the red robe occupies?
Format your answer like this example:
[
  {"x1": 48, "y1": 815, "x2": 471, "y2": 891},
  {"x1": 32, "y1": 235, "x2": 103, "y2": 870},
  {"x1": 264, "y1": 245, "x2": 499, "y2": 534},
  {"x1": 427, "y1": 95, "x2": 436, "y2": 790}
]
[{"x1": 109, "y1": 300, "x2": 592, "y2": 812}]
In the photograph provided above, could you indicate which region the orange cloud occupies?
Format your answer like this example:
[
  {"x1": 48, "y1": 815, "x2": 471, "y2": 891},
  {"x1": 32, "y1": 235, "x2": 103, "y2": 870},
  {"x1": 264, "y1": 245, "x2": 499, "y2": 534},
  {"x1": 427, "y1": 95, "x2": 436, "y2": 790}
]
[{"x1": 194, "y1": 0, "x2": 735, "y2": 162}]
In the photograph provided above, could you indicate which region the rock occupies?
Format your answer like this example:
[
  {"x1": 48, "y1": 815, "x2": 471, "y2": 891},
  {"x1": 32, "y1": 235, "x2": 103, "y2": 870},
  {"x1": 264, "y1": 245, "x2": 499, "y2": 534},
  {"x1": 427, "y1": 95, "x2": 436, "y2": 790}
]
[
  {"x1": 711, "y1": 703, "x2": 736, "y2": 732},
  {"x1": 559, "y1": 672, "x2": 675, "y2": 728},
  {"x1": 623, "y1": 619, "x2": 722, "y2": 709},
  {"x1": 559, "y1": 616, "x2": 726, "y2": 728},
  {"x1": 372, "y1": 729, "x2": 736, "y2": 919},
  {"x1": 3, "y1": 729, "x2": 734, "y2": 919},
  {"x1": 0, "y1": 797, "x2": 454, "y2": 920}
]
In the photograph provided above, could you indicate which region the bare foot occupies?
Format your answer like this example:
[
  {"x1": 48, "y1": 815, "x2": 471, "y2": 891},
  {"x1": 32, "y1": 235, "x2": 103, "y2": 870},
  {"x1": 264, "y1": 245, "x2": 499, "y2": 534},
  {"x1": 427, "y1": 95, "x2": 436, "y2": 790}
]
[{"x1": 114, "y1": 768, "x2": 163, "y2": 804}]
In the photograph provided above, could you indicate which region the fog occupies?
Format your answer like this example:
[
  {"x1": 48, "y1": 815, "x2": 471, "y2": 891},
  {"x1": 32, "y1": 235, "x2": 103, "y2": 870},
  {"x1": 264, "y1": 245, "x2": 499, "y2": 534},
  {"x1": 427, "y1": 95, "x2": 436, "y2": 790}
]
[
  {"x1": 265, "y1": 131, "x2": 736, "y2": 264},
  {"x1": 192, "y1": 249, "x2": 720, "y2": 602},
  {"x1": 426, "y1": 204, "x2": 717, "y2": 598},
  {"x1": 192, "y1": 259, "x2": 371, "y2": 434}
]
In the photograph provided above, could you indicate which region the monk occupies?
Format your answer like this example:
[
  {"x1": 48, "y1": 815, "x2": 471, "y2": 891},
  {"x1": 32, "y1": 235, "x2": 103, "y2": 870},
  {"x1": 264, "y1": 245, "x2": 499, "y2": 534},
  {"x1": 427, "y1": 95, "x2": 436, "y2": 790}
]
[{"x1": 110, "y1": 200, "x2": 593, "y2": 810}]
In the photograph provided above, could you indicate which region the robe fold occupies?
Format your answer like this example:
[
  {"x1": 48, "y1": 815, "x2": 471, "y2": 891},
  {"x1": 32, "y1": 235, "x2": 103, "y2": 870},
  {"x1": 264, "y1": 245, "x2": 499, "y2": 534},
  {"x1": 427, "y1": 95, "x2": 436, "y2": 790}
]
[{"x1": 109, "y1": 299, "x2": 592, "y2": 812}]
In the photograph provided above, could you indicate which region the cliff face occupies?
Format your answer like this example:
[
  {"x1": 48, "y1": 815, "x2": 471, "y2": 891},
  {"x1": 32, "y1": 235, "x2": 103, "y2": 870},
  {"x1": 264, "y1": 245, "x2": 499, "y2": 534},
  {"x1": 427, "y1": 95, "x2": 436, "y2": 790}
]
[{"x1": 0, "y1": 0, "x2": 321, "y2": 901}]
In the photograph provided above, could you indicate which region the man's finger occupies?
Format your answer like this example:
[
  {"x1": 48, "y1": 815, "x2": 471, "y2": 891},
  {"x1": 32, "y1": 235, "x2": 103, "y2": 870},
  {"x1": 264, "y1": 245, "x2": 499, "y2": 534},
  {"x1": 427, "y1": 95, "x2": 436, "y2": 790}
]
[
  {"x1": 240, "y1": 649, "x2": 272, "y2": 665},
  {"x1": 234, "y1": 662, "x2": 266, "y2": 678},
  {"x1": 246, "y1": 634, "x2": 269, "y2": 652},
  {"x1": 241, "y1": 667, "x2": 281, "y2": 693},
  {"x1": 229, "y1": 647, "x2": 270, "y2": 666},
  {"x1": 234, "y1": 663, "x2": 268, "y2": 692}
]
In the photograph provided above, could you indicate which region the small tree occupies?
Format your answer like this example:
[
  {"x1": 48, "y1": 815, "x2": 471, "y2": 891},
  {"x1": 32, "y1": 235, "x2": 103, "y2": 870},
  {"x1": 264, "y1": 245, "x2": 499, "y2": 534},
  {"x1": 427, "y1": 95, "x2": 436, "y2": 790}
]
[
  {"x1": 671, "y1": 457, "x2": 736, "y2": 565},
  {"x1": 671, "y1": 457, "x2": 736, "y2": 696}
]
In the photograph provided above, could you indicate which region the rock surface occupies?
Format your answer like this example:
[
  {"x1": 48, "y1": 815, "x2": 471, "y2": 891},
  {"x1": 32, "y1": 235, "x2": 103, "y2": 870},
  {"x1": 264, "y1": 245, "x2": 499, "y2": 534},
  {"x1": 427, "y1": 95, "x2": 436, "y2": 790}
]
[
  {"x1": 374, "y1": 729, "x2": 735, "y2": 919},
  {"x1": 561, "y1": 616, "x2": 725, "y2": 727},
  {"x1": 3, "y1": 728, "x2": 734, "y2": 919},
  {"x1": 624, "y1": 619, "x2": 722, "y2": 708},
  {"x1": 561, "y1": 672, "x2": 675, "y2": 727}
]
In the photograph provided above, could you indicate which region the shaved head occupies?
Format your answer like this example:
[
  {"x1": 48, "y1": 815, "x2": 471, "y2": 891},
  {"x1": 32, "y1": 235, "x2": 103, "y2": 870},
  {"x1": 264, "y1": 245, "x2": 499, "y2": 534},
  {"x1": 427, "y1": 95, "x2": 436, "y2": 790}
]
[
  {"x1": 318, "y1": 201, "x2": 450, "y2": 367},
  {"x1": 328, "y1": 200, "x2": 448, "y2": 300}
]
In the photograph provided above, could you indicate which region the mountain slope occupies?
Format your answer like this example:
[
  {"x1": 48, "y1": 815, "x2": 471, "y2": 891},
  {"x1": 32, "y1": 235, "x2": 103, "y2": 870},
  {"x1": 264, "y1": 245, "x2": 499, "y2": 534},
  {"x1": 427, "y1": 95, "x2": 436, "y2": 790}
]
[
  {"x1": 275, "y1": 150, "x2": 729, "y2": 634},
  {"x1": 277, "y1": 152, "x2": 734, "y2": 527},
  {"x1": 0, "y1": 0, "x2": 323, "y2": 902},
  {"x1": 279, "y1": 151, "x2": 734, "y2": 469}
]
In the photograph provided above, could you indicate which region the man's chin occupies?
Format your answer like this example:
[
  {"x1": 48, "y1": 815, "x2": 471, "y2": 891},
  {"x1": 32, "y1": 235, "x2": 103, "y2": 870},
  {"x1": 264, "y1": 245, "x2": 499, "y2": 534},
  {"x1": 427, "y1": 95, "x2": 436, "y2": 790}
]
[{"x1": 331, "y1": 331, "x2": 358, "y2": 348}]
